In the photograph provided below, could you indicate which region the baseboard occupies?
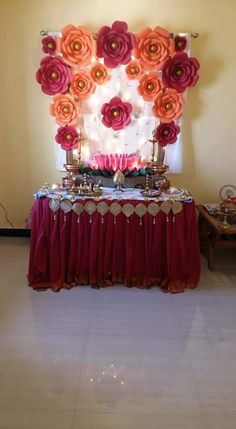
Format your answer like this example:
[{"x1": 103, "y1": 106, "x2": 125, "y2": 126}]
[{"x1": 0, "y1": 228, "x2": 31, "y2": 237}]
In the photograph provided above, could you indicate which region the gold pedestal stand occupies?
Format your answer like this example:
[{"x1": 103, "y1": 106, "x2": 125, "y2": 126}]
[
  {"x1": 62, "y1": 133, "x2": 84, "y2": 192},
  {"x1": 149, "y1": 130, "x2": 170, "y2": 191}
]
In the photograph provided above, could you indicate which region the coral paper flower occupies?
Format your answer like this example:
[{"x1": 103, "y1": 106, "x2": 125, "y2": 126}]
[
  {"x1": 101, "y1": 96, "x2": 132, "y2": 131},
  {"x1": 137, "y1": 72, "x2": 163, "y2": 101},
  {"x1": 36, "y1": 56, "x2": 71, "y2": 96},
  {"x1": 134, "y1": 26, "x2": 175, "y2": 70},
  {"x1": 58, "y1": 24, "x2": 96, "y2": 67},
  {"x1": 90, "y1": 63, "x2": 110, "y2": 85},
  {"x1": 70, "y1": 71, "x2": 96, "y2": 99},
  {"x1": 155, "y1": 121, "x2": 180, "y2": 146},
  {"x1": 162, "y1": 52, "x2": 200, "y2": 93},
  {"x1": 96, "y1": 20, "x2": 136, "y2": 68},
  {"x1": 55, "y1": 125, "x2": 79, "y2": 150},
  {"x1": 49, "y1": 94, "x2": 80, "y2": 126},
  {"x1": 152, "y1": 89, "x2": 184, "y2": 123},
  {"x1": 125, "y1": 60, "x2": 143, "y2": 80},
  {"x1": 174, "y1": 35, "x2": 187, "y2": 52},
  {"x1": 42, "y1": 36, "x2": 57, "y2": 55}
]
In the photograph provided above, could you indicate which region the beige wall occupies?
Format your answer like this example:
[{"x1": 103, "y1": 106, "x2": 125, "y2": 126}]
[{"x1": 0, "y1": 0, "x2": 235, "y2": 227}]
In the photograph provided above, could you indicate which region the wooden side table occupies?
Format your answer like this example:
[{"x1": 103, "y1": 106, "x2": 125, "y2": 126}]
[{"x1": 197, "y1": 204, "x2": 236, "y2": 270}]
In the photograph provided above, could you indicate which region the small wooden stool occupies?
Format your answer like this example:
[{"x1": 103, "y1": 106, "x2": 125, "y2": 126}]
[{"x1": 197, "y1": 204, "x2": 236, "y2": 270}]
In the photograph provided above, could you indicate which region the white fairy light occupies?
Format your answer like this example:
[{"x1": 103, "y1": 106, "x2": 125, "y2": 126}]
[{"x1": 81, "y1": 145, "x2": 90, "y2": 160}]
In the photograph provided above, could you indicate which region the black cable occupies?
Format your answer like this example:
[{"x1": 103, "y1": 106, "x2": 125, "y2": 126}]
[{"x1": 0, "y1": 202, "x2": 14, "y2": 229}]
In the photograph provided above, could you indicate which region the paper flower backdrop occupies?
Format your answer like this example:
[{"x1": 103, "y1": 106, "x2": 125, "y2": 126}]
[{"x1": 36, "y1": 20, "x2": 200, "y2": 162}]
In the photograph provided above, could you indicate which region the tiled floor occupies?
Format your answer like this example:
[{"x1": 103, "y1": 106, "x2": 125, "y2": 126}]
[{"x1": 0, "y1": 237, "x2": 236, "y2": 428}]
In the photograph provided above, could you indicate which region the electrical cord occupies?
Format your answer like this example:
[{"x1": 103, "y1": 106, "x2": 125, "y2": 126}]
[{"x1": 0, "y1": 202, "x2": 14, "y2": 229}]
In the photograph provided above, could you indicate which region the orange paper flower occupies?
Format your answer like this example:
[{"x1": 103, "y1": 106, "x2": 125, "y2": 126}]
[
  {"x1": 152, "y1": 89, "x2": 184, "y2": 123},
  {"x1": 49, "y1": 94, "x2": 80, "y2": 126},
  {"x1": 134, "y1": 26, "x2": 174, "y2": 70},
  {"x1": 90, "y1": 63, "x2": 110, "y2": 85},
  {"x1": 70, "y1": 71, "x2": 96, "y2": 99},
  {"x1": 125, "y1": 60, "x2": 143, "y2": 80},
  {"x1": 137, "y1": 72, "x2": 163, "y2": 101},
  {"x1": 58, "y1": 24, "x2": 96, "y2": 67}
]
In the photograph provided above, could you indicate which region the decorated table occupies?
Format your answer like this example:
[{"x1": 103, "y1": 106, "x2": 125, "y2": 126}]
[{"x1": 28, "y1": 187, "x2": 200, "y2": 293}]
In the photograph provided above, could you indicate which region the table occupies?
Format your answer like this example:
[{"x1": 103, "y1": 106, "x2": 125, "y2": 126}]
[
  {"x1": 197, "y1": 204, "x2": 236, "y2": 270},
  {"x1": 28, "y1": 196, "x2": 200, "y2": 293}
]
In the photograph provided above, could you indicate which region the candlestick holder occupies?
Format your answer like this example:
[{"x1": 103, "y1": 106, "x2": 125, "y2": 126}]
[{"x1": 148, "y1": 129, "x2": 170, "y2": 191}]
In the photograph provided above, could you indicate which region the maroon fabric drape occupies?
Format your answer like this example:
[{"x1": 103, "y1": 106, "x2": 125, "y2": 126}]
[{"x1": 28, "y1": 197, "x2": 200, "y2": 293}]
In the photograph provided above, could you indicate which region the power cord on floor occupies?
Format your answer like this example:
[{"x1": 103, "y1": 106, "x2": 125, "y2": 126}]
[{"x1": 0, "y1": 202, "x2": 14, "y2": 228}]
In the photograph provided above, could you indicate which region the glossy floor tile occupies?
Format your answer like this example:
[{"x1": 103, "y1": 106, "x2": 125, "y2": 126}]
[{"x1": 0, "y1": 237, "x2": 236, "y2": 428}]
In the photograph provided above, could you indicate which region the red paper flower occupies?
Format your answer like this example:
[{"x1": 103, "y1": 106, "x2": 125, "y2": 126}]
[
  {"x1": 96, "y1": 21, "x2": 136, "y2": 68},
  {"x1": 152, "y1": 89, "x2": 184, "y2": 123},
  {"x1": 155, "y1": 121, "x2": 180, "y2": 146},
  {"x1": 70, "y1": 71, "x2": 96, "y2": 99},
  {"x1": 125, "y1": 60, "x2": 143, "y2": 80},
  {"x1": 174, "y1": 35, "x2": 187, "y2": 52},
  {"x1": 42, "y1": 36, "x2": 57, "y2": 55},
  {"x1": 162, "y1": 52, "x2": 200, "y2": 93},
  {"x1": 101, "y1": 96, "x2": 132, "y2": 131},
  {"x1": 137, "y1": 72, "x2": 163, "y2": 101},
  {"x1": 36, "y1": 56, "x2": 71, "y2": 96},
  {"x1": 55, "y1": 125, "x2": 79, "y2": 150},
  {"x1": 58, "y1": 25, "x2": 96, "y2": 67},
  {"x1": 134, "y1": 26, "x2": 175, "y2": 70}
]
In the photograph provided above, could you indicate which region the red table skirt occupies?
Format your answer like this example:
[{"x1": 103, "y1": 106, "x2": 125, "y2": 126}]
[{"x1": 28, "y1": 198, "x2": 200, "y2": 293}]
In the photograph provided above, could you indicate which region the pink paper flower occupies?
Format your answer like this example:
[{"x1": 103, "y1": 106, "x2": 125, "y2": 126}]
[
  {"x1": 88, "y1": 153, "x2": 146, "y2": 172},
  {"x1": 36, "y1": 56, "x2": 71, "y2": 96},
  {"x1": 42, "y1": 36, "x2": 57, "y2": 55},
  {"x1": 96, "y1": 21, "x2": 136, "y2": 68},
  {"x1": 162, "y1": 52, "x2": 200, "y2": 93},
  {"x1": 55, "y1": 125, "x2": 79, "y2": 150},
  {"x1": 101, "y1": 96, "x2": 132, "y2": 131},
  {"x1": 155, "y1": 121, "x2": 180, "y2": 146},
  {"x1": 174, "y1": 35, "x2": 187, "y2": 52}
]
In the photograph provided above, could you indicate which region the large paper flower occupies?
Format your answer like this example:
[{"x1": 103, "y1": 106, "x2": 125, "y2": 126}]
[
  {"x1": 88, "y1": 153, "x2": 146, "y2": 172},
  {"x1": 101, "y1": 96, "x2": 132, "y2": 131},
  {"x1": 152, "y1": 89, "x2": 184, "y2": 123},
  {"x1": 155, "y1": 121, "x2": 180, "y2": 146},
  {"x1": 49, "y1": 94, "x2": 80, "y2": 126},
  {"x1": 174, "y1": 35, "x2": 188, "y2": 52},
  {"x1": 137, "y1": 72, "x2": 163, "y2": 101},
  {"x1": 90, "y1": 63, "x2": 110, "y2": 85},
  {"x1": 36, "y1": 56, "x2": 71, "y2": 95},
  {"x1": 125, "y1": 60, "x2": 143, "y2": 80},
  {"x1": 96, "y1": 21, "x2": 136, "y2": 68},
  {"x1": 134, "y1": 26, "x2": 175, "y2": 70},
  {"x1": 42, "y1": 36, "x2": 57, "y2": 55},
  {"x1": 58, "y1": 24, "x2": 96, "y2": 67},
  {"x1": 70, "y1": 71, "x2": 96, "y2": 99},
  {"x1": 55, "y1": 125, "x2": 79, "y2": 150},
  {"x1": 162, "y1": 52, "x2": 200, "y2": 93}
]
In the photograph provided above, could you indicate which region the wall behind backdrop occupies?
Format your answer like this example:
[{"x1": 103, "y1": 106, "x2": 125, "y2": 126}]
[{"x1": 0, "y1": 0, "x2": 235, "y2": 228}]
